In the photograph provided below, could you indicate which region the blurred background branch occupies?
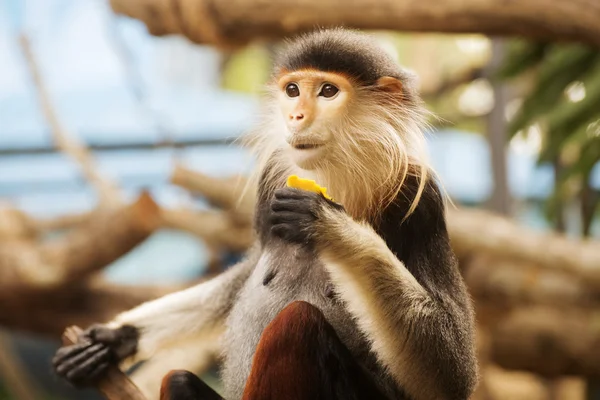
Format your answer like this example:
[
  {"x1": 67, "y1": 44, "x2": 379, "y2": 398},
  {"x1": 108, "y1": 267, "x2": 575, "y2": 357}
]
[{"x1": 109, "y1": 0, "x2": 600, "y2": 48}]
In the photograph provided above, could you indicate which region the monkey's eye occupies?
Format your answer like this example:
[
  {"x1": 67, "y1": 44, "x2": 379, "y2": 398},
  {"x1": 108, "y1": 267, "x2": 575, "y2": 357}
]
[
  {"x1": 319, "y1": 84, "x2": 339, "y2": 98},
  {"x1": 285, "y1": 83, "x2": 300, "y2": 98}
]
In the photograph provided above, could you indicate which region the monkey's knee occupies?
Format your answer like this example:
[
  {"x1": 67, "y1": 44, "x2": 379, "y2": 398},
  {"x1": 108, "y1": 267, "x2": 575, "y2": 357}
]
[
  {"x1": 263, "y1": 300, "x2": 329, "y2": 344},
  {"x1": 243, "y1": 301, "x2": 326, "y2": 400},
  {"x1": 245, "y1": 301, "x2": 331, "y2": 381},
  {"x1": 160, "y1": 370, "x2": 222, "y2": 400}
]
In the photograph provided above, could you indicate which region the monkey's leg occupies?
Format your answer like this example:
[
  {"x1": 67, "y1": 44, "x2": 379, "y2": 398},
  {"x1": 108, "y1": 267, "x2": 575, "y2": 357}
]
[
  {"x1": 160, "y1": 370, "x2": 223, "y2": 400},
  {"x1": 242, "y1": 301, "x2": 388, "y2": 400}
]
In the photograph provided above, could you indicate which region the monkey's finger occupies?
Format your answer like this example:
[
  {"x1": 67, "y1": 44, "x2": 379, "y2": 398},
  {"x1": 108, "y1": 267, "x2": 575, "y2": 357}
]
[
  {"x1": 64, "y1": 346, "x2": 110, "y2": 382},
  {"x1": 86, "y1": 361, "x2": 110, "y2": 382},
  {"x1": 52, "y1": 342, "x2": 95, "y2": 367},
  {"x1": 271, "y1": 225, "x2": 310, "y2": 243},
  {"x1": 274, "y1": 188, "x2": 317, "y2": 200},
  {"x1": 55, "y1": 343, "x2": 105, "y2": 376},
  {"x1": 271, "y1": 225, "x2": 292, "y2": 238},
  {"x1": 271, "y1": 199, "x2": 314, "y2": 213},
  {"x1": 269, "y1": 211, "x2": 310, "y2": 224}
]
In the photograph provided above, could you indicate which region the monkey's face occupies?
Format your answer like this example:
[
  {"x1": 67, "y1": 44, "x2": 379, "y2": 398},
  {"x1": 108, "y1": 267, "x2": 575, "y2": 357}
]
[{"x1": 276, "y1": 70, "x2": 354, "y2": 170}]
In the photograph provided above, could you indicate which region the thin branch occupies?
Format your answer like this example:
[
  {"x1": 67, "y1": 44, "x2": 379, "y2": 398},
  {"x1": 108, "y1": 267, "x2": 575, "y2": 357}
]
[{"x1": 18, "y1": 34, "x2": 122, "y2": 209}]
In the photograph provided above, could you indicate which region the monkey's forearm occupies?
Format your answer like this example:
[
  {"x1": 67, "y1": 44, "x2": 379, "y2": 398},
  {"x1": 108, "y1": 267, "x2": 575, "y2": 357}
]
[
  {"x1": 318, "y1": 213, "x2": 475, "y2": 400},
  {"x1": 106, "y1": 251, "x2": 256, "y2": 363}
]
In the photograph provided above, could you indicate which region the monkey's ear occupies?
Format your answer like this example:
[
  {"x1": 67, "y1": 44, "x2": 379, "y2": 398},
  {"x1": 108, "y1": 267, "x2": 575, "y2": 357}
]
[{"x1": 375, "y1": 76, "x2": 403, "y2": 94}]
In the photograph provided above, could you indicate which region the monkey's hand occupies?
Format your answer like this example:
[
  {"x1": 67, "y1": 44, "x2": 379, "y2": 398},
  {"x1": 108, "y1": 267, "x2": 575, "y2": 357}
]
[
  {"x1": 270, "y1": 187, "x2": 344, "y2": 245},
  {"x1": 52, "y1": 324, "x2": 138, "y2": 387}
]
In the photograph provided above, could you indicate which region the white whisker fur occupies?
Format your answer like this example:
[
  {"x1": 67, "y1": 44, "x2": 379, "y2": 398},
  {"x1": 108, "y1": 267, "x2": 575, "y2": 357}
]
[{"x1": 239, "y1": 81, "x2": 442, "y2": 222}]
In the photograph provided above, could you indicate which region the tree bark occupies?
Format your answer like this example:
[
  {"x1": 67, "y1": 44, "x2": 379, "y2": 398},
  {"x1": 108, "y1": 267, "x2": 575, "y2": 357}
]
[
  {"x1": 0, "y1": 193, "x2": 161, "y2": 289},
  {"x1": 109, "y1": 0, "x2": 600, "y2": 48},
  {"x1": 171, "y1": 165, "x2": 255, "y2": 224},
  {"x1": 490, "y1": 307, "x2": 600, "y2": 378},
  {"x1": 0, "y1": 280, "x2": 184, "y2": 337},
  {"x1": 161, "y1": 208, "x2": 254, "y2": 252},
  {"x1": 462, "y1": 254, "x2": 600, "y2": 310},
  {"x1": 447, "y1": 207, "x2": 600, "y2": 289}
]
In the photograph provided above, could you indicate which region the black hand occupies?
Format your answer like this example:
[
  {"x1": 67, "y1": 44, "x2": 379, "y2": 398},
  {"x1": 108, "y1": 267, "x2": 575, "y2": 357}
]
[
  {"x1": 270, "y1": 188, "x2": 344, "y2": 245},
  {"x1": 52, "y1": 324, "x2": 138, "y2": 387}
]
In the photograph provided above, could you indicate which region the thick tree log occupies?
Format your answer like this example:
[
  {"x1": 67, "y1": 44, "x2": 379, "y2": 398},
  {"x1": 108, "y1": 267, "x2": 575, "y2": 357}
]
[
  {"x1": 0, "y1": 193, "x2": 161, "y2": 288},
  {"x1": 109, "y1": 0, "x2": 600, "y2": 48},
  {"x1": 447, "y1": 207, "x2": 600, "y2": 289},
  {"x1": 462, "y1": 254, "x2": 600, "y2": 310},
  {"x1": 0, "y1": 280, "x2": 183, "y2": 337},
  {"x1": 489, "y1": 307, "x2": 600, "y2": 378},
  {"x1": 41, "y1": 192, "x2": 161, "y2": 284}
]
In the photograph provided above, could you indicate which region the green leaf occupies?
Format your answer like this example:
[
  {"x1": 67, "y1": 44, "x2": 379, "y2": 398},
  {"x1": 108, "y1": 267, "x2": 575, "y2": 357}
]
[
  {"x1": 508, "y1": 45, "x2": 599, "y2": 137},
  {"x1": 496, "y1": 40, "x2": 549, "y2": 80},
  {"x1": 540, "y1": 64, "x2": 600, "y2": 161}
]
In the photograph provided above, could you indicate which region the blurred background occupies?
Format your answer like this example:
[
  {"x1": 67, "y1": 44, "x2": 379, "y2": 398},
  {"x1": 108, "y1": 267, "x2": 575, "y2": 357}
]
[{"x1": 1, "y1": 0, "x2": 599, "y2": 399}]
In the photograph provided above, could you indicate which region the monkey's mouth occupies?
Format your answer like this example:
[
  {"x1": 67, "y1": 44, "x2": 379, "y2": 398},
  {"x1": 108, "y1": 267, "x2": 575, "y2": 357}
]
[{"x1": 292, "y1": 143, "x2": 324, "y2": 150}]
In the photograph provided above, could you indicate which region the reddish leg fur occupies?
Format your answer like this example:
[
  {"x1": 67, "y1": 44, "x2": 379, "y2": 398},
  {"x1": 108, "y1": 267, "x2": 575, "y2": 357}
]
[
  {"x1": 242, "y1": 301, "x2": 388, "y2": 400},
  {"x1": 161, "y1": 301, "x2": 387, "y2": 400}
]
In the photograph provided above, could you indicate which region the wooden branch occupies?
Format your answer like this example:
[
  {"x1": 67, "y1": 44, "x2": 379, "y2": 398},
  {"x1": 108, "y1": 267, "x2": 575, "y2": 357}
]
[
  {"x1": 0, "y1": 207, "x2": 36, "y2": 240},
  {"x1": 109, "y1": 0, "x2": 600, "y2": 48},
  {"x1": 489, "y1": 307, "x2": 600, "y2": 378},
  {"x1": 18, "y1": 34, "x2": 122, "y2": 208},
  {"x1": 462, "y1": 254, "x2": 599, "y2": 310},
  {"x1": 171, "y1": 165, "x2": 255, "y2": 224},
  {"x1": 0, "y1": 207, "x2": 94, "y2": 240},
  {"x1": 161, "y1": 208, "x2": 254, "y2": 252},
  {"x1": 0, "y1": 193, "x2": 161, "y2": 288},
  {"x1": 41, "y1": 192, "x2": 161, "y2": 284},
  {"x1": 447, "y1": 207, "x2": 600, "y2": 289},
  {"x1": 35, "y1": 210, "x2": 95, "y2": 233},
  {"x1": 0, "y1": 279, "x2": 185, "y2": 337},
  {"x1": 62, "y1": 326, "x2": 147, "y2": 400}
]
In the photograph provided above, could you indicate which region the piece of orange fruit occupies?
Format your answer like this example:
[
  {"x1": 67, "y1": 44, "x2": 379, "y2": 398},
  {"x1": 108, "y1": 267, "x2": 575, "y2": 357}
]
[{"x1": 286, "y1": 175, "x2": 334, "y2": 202}]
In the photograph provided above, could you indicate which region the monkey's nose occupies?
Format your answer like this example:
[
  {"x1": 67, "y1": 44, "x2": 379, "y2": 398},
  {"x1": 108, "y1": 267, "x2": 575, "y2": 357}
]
[{"x1": 289, "y1": 112, "x2": 304, "y2": 121}]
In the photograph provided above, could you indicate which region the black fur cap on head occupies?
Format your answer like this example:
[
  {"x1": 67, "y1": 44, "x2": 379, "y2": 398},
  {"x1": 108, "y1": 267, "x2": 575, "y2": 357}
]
[{"x1": 273, "y1": 27, "x2": 419, "y2": 94}]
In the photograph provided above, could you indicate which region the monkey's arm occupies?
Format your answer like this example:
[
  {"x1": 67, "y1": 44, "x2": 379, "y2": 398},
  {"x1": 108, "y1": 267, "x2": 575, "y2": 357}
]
[
  {"x1": 320, "y1": 216, "x2": 477, "y2": 399},
  {"x1": 271, "y1": 188, "x2": 478, "y2": 400},
  {"x1": 53, "y1": 246, "x2": 258, "y2": 386},
  {"x1": 110, "y1": 250, "x2": 257, "y2": 363}
]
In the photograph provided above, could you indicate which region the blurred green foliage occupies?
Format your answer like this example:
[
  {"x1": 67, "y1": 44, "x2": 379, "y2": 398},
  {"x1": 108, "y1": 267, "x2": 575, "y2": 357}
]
[{"x1": 497, "y1": 40, "x2": 600, "y2": 231}]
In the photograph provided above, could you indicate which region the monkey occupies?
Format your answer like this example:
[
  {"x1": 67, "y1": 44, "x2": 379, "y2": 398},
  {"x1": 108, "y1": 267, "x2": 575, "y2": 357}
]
[{"x1": 52, "y1": 28, "x2": 478, "y2": 400}]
